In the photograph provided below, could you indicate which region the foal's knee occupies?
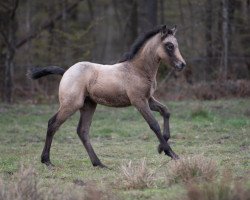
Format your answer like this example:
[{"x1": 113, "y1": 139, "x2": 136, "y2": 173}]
[
  {"x1": 162, "y1": 108, "x2": 170, "y2": 118},
  {"x1": 163, "y1": 134, "x2": 170, "y2": 142}
]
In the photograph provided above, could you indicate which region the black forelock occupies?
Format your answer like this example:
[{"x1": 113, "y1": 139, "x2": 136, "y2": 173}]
[{"x1": 119, "y1": 26, "x2": 164, "y2": 63}]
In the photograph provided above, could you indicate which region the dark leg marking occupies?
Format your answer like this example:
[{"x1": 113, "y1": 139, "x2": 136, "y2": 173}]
[
  {"x1": 41, "y1": 107, "x2": 77, "y2": 166},
  {"x1": 77, "y1": 99, "x2": 107, "y2": 168},
  {"x1": 134, "y1": 99, "x2": 179, "y2": 160},
  {"x1": 149, "y1": 97, "x2": 171, "y2": 142},
  {"x1": 41, "y1": 113, "x2": 58, "y2": 166}
]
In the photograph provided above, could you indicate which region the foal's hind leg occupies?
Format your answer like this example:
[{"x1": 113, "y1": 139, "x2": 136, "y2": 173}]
[
  {"x1": 41, "y1": 106, "x2": 78, "y2": 166},
  {"x1": 77, "y1": 99, "x2": 106, "y2": 168}
]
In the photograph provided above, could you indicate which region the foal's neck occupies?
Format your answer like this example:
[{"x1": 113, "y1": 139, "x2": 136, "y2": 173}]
[{"x1": 130, "y1": 35, "x2": 161, "y2": 82}]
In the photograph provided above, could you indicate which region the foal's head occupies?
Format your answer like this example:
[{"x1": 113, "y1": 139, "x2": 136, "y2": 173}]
[
  {"x1": 157, "y1": 25, "x2": 186, "y2": 71},
  {"x1": 119, "y1": 25, "x2": 186, "y2": 71}
]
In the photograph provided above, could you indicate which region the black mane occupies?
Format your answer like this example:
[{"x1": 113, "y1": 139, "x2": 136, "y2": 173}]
[{"x1": 119, "y1": 26, "x2": 163, "y2": 63}]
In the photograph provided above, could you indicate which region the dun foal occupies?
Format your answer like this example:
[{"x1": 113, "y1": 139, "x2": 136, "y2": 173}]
[{"x1": 29, "y1": 25, "x2": 186, "y2": 167}]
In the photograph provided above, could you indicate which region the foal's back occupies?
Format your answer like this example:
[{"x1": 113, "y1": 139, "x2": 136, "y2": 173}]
[{"x1": 59, "y1": 62, "x2": 132, "y2": 108}]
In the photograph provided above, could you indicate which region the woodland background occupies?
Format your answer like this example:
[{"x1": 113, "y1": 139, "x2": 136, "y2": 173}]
[
  {"x1": 0, "y1": 1, "x2": 249, "y2": 199},
  {"x1": 1, "y1": 0, "x2": 250, "y2": 103}
]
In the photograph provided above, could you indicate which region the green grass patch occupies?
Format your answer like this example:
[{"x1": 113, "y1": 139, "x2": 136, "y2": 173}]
[{"x1": 0, "y1": 99, "x2": 249, "y2": 199}]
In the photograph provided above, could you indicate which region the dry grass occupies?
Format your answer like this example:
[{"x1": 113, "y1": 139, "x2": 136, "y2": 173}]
[
  {"x1": 83, "y1": 182, "x2": 117, "y2": 200},
  {"x1": 0, "y1": 165, "x2": 115, "y2": 200},
  {"x1": 167, "y1": 155, "x2": 217, "y2": 184},
  {"x1": 186, "y1": 172, "x2": 250, "y2": 200},
  {"x1": 159, "y1": 79, "x2": 250, "y2": 100},
  {"x1": 191, "y1": 80, "x2": 250, "y2": 100},
  {"x1": 0, "y1": 165, "x2": 42, "y2": 200},
  {"x1": 118, "y1": 158, "x2": 156, "y2": 190}
]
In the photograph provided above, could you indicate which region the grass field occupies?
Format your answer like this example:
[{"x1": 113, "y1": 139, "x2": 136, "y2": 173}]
[{"x1": 0, "y1": 99, "x2": 249, "y2": 199}]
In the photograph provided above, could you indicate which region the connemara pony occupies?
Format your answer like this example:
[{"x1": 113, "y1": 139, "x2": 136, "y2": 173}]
[{"x1": 28, "y1": 25, "x2": 186, "y2": 168}]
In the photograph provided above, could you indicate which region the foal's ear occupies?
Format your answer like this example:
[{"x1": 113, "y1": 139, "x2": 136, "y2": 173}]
[
  {"x1": 171, "y1": 25, "x2": 177, "y2": 35},
  {"x1": 160, "y1": 25, "x2": 177, "y2": 38},
  {"x1": 160, "y1": 25, "x2": 167, "y2": 35}
]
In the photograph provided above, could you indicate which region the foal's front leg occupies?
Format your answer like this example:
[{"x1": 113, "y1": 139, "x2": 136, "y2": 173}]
[
  {"x1": 149, "y1": 97, "x2": 171, "y2": 142},
  {"x1": 133, "y1": 99, "x2": 179, "y2": 160}
]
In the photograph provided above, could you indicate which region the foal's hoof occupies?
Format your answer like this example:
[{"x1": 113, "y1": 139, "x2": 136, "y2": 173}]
[
  {"x1": 93, "y1": 163, "x2": 110, "y2": 169},
  {"x1": 170, "y1": 152, "x2": 180, "y2": 160},
  {"x1": 164, "y1": 150, "x2": 179, "y2": 160},
  {"x1": 158, "y1": 144, "x2": 180, "y2": 160},
  {"x1": 42, "y1": 160, "x2": 55, "y2": 168}
]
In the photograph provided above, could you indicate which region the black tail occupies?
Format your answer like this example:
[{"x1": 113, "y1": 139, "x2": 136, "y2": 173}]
[{"x1": 27, "y1": 66, "x2": 66, "y2": 79}]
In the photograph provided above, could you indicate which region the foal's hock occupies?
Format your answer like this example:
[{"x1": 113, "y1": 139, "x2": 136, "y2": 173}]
[{"x1": 28, "y1": 25, "x2": 186, "y2": 167}]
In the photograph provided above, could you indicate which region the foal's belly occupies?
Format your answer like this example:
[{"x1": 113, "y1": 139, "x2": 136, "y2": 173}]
[
  {"x1": 89, "y1": 92, "x2": 131, "y2": 107},
  {"x1": 88, "y1": 85, "x2": 131, "y2": 107}
]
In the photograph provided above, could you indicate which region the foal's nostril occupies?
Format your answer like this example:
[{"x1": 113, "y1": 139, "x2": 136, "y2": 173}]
[{"x1": 181, "y1": 63, "x2": 186, "y2": 68}]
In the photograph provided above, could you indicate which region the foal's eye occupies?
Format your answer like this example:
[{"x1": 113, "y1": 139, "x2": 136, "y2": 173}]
[{"x1": 165, "y1": 42, "x2": 174, "y2": 51}]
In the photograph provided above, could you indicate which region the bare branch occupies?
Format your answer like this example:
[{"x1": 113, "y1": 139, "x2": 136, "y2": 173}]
[
  {"x1": 0, "y1": 31, "x2": 10, "y2": 46},
  {"x1": 0, "y1": 2, "x2": 11, "y2": 11},
  {"x1": 10, "y1": 0, "x2": 19, "y2": 19},
  {"x1": 16, "y1": 0, "x2": 83, "y2": 49}
]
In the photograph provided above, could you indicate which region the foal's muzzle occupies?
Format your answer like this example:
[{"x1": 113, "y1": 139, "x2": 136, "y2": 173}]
[{"x1": 174, "y1": 62, "x2": 186, "y2": 71}]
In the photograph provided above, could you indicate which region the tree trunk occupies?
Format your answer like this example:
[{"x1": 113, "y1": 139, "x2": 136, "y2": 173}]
[
  {"x1": 205, "y1": 0, "x2": 213, "y2": 80},
  {"x1": 126, "y1": 0, "x2": 138, "y2": 47},
  {"x1": 187, "y1": 0, "x2": 194, "y2": 49},
  {"x1": 146, "y1": 0, "x2": 157, "y2": 28},
  {"x1": 4, "y1": 34, "x2": 15, "y2": 103},
  {"x1": 177, "y1": 0, "x2": 184, "y2": 25},
  {"x1": 140, "y1": 0, "x2": 157, "y2": 31},
  {"x1": 222, "y1": 0, "x2": 229, "y2": 80},
  {"x1": 118, "y1": 0, "x2": 138, "y2": 50},
  {"x1": 159, "y1": 0, "x2": 165, "y2": 24},
  {"x1": 1, "y1": 0, "x2": 18, "y2": 103}
]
